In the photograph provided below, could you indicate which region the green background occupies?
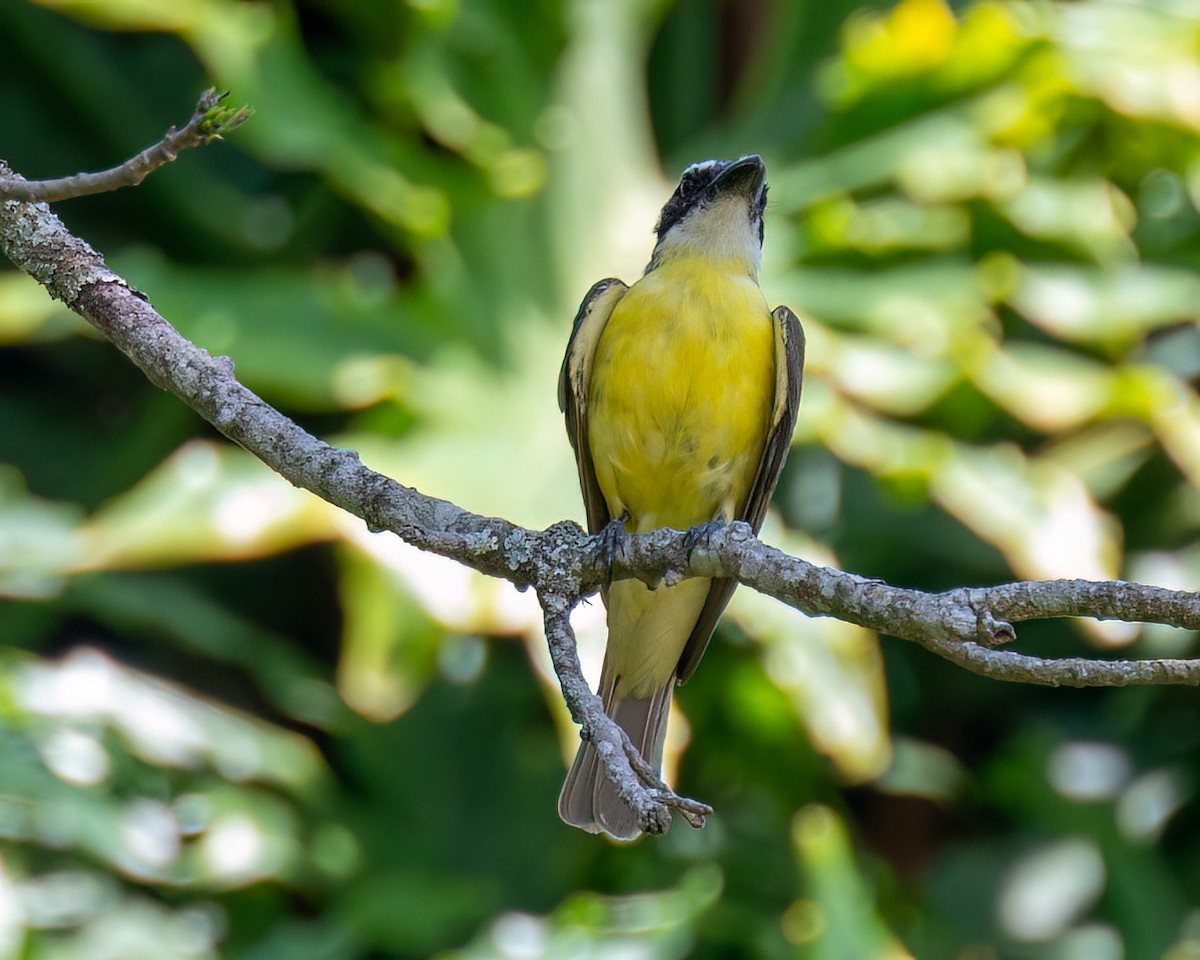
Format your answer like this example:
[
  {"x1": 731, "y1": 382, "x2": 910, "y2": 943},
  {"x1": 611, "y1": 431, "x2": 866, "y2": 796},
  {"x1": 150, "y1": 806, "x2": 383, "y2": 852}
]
[{"x1": 1, "y1": 0, "x2": 1199, "y2": 956}]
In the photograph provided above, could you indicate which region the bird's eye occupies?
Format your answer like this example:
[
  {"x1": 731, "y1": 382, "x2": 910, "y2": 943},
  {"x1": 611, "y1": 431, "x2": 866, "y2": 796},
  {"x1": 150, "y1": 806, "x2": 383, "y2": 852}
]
[
  {"x1": 655, "y1": 162, "x2": 721, "y2": 239},
  {"x1": 679, "y1": 172, "x2": 702, "y2": 195}
]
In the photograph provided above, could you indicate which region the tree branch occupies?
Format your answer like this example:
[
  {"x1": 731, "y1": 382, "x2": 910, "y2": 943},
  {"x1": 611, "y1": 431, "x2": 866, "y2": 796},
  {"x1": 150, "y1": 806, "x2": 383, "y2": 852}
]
[
  {"x1": 2, "y1": 115, "x2": 1199, "y2": 832},
  {"x1": 540, "y1": 592, "x2": 711, "y2": 832},
  {"x1": 613, "y1": 525, "x2": 1200, "y2": 688},
  {"x1": 0, "y1": 90, "x2": 251, "y2": 203}
]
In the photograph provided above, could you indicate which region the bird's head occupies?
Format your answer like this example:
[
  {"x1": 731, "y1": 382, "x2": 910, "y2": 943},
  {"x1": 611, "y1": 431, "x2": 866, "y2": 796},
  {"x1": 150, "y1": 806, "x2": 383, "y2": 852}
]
[{"x1": 648, "y1": 154, "x2": 767, "y2": 276}]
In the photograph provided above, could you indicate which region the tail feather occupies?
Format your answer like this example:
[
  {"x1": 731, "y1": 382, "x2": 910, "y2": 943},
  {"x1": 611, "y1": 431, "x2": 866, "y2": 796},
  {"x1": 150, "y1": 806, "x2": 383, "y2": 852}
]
[{"x1": 558, "y1": 681, "x2": 673, "y2": 841}]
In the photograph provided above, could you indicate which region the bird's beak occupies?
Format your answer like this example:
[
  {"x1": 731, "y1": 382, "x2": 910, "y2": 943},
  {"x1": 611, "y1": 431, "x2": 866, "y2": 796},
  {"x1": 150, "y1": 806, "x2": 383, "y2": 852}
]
[{"x1": 712, "y1": 154, "x2": 766, "y2": 199}]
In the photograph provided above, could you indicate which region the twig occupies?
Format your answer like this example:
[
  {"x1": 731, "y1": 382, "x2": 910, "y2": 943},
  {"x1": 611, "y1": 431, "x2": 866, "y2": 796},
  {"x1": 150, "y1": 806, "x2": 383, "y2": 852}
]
[
  {"x1": 0, "y1": 90, "x2": 251, "y2": 203},
  {"x1": 541, "y1": 593, "x2": 702, "y2": 833},
  {"x1": 2, "y1": 113, "x2": 1199, "y2": 831}
]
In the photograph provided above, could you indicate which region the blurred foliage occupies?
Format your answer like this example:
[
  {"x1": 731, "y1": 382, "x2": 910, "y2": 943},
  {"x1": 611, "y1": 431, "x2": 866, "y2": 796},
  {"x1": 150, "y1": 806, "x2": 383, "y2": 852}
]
[{"x1": 2, "y1": 0, "x2": 1200, "y2": 956}]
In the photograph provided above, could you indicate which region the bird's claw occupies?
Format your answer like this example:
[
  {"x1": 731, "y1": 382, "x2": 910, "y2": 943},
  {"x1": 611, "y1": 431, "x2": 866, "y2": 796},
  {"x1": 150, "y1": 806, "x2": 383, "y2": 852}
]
[
  {"x1": 589, "y1": 515, "x2": 629, "y2": 570},
  {"x1": 682, "y1": 519, "x2": 725, "y2": 562}
]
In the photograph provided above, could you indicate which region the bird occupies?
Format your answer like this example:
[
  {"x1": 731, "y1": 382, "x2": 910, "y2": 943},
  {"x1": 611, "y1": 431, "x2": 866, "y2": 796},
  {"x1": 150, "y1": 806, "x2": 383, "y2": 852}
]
[{"x1": 557, "y1": 154, "x2": 805, "y2": 839}]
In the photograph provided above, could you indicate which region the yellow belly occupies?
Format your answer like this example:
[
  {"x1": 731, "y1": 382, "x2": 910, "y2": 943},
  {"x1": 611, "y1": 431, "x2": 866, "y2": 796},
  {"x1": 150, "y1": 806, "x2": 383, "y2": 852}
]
[
  {"x1": 588, "y1": 257, "x2": 775, "y2": 533},
  {"x1": 586, "y1": 256, "x2": 776, "y2": 698}
]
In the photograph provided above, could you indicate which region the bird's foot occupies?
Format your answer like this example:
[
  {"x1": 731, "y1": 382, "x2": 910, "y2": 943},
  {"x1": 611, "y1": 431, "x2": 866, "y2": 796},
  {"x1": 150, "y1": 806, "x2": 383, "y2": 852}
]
[
  {"x1": 618, "y1": 728, "x2": 713, "y2": 832},
  {"x1": 682, "y1": 519, "x2": 725, "y2": 562},
  {"x1": 589, "y1": 515, "x2": 629, "y2": 573}
]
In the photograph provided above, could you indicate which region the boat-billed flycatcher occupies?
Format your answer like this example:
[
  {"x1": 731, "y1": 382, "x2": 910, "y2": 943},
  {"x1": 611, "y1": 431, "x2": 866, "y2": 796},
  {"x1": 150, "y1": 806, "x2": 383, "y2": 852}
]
[{"x1": 557, "y1": 154, "x2": 805, "y2": 839}]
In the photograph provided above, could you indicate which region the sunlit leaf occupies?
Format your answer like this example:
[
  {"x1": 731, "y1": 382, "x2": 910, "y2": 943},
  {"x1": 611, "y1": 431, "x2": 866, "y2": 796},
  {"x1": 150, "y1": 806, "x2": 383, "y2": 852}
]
[
  {"x1": 78, "y1": 442, "x2": 339, "y2": 570},
  {"x1": 731, "y1": 524, "x2": 891, "y2": 784}
]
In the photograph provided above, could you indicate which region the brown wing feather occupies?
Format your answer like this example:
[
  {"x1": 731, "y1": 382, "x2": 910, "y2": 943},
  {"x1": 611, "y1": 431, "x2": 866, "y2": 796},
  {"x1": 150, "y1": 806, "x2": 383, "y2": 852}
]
[
  {"x1": 559, "y1": 278, "x2": 629, "y2": 535},
  {"x1": 674, "y1": 305, "x2": 806, "y2": 683}
]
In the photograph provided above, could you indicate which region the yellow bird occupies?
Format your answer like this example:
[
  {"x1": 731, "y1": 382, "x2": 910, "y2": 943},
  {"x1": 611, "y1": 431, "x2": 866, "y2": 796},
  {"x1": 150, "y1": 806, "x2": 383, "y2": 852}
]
[{"x1": 557, "y1": 155, "x2": 805, "y2": 839}]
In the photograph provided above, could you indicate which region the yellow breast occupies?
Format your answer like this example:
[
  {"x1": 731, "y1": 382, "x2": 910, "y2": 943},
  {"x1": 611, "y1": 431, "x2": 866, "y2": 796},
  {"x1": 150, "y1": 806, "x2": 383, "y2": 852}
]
[{"x1": 587, "y1": 256, "x2": 775, "y2": 533}]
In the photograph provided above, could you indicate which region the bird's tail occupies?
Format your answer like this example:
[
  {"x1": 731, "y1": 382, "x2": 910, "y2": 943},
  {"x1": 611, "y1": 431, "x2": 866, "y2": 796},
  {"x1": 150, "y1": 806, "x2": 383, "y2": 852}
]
[{"x1": 557, "y1": 668, "x2": 672, "y2": 841}]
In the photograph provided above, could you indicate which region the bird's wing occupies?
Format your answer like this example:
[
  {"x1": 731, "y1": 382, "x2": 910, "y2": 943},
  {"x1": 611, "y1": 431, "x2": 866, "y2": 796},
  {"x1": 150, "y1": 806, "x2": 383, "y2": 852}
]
[
  {"x1": 738, "y1": 305, "x2": 806, "y2": 532},
  {"x1": 675, "y1": 304, "x2": 805, "y2": 683},
  {"x1": 559, "y1": 278, "x2": 629, "y2": 535}
]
